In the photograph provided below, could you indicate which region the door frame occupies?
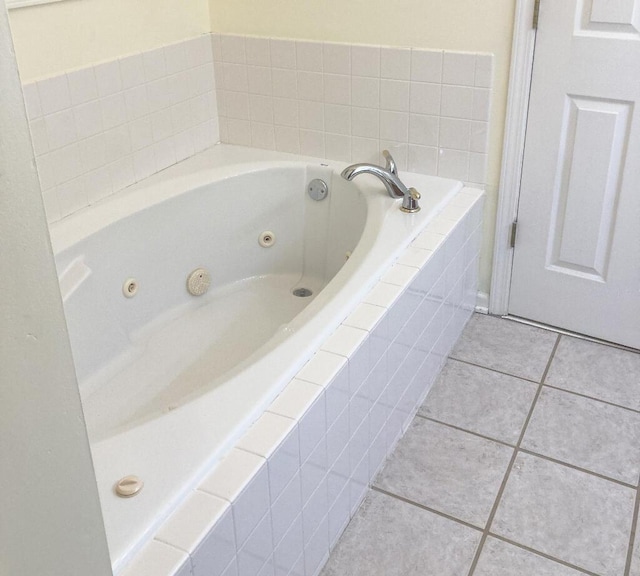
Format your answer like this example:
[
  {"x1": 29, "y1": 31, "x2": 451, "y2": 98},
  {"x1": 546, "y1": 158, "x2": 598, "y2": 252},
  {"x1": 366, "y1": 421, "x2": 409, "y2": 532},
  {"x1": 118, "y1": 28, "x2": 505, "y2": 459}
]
[{"x1": 489, "y1": 0, "x2": 539, "y2": 315}]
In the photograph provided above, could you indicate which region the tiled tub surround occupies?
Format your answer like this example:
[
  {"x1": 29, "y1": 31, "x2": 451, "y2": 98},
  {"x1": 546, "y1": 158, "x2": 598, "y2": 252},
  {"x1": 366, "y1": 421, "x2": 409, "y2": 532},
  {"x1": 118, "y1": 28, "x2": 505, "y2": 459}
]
[
  {"x1": 213, "y1": 34, "x2": 493, "y2": 187},
  {"x1": 22, "y1": 34, "x2": 219, "y2": 223},
  {"x1": 120, "y1": 190, "x2": 484, "y2": 576}
]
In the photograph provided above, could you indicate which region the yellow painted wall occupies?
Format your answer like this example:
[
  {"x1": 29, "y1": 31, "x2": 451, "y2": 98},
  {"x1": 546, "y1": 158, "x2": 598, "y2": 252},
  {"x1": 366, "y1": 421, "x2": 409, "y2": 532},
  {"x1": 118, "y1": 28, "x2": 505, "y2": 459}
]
[
  {"x1": 8, "y1": 0, "x2": 210, "y2": 82},
  {"x1": 210, "y1": 0, "x2": 516, "y2": 296}
]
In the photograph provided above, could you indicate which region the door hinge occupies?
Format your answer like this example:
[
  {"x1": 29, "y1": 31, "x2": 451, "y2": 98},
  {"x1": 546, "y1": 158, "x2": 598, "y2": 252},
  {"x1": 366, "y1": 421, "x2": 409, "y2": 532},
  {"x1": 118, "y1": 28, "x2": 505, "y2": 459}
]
[
  {"x1": 510, "y1": 220, "x2": 518, "y2": 248},
  {"x1": 533, "y1": 0, "x2": 541, "y2": 29}
]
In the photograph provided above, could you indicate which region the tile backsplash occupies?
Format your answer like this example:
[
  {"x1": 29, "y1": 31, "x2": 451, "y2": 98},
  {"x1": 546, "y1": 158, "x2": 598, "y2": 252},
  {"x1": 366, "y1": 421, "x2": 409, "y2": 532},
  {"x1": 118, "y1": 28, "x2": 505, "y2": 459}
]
[
  {"x1": 23, "y1": 33, "x2": 493, "y2": 223},
  {"x1": 23, "y1": 35, "x2": 219, "y2": 223},
  {"x1": 213, "y1": 34, "x2": 492, "y2": 188}
]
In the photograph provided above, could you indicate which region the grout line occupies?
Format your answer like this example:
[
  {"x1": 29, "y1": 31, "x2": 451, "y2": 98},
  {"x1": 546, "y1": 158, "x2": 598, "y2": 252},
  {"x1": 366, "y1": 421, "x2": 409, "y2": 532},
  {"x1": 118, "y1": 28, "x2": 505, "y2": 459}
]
[
  {"x1": 414, "y1": 414, "x2": 516, "y2": 449},
  {"x1": 371, "y1": 486, "x2": 483, "y2": 533},
  {"x1": 487, "y1": 533, "x2": 600, "y2": 576},
  {"x1": 416, "y1": 417, "x2": 637, "y2": 490},
  {"x1": 466, "y1": 333, "x2": 562, "y2": 576},
  {"x1": 542, "y1": 383, "x2": 640, "y2": 416},
  {"x1": 517, "y1": 448, "x2": 637, "y2": 490},
  {"x1": 624, "y1": 486, "x2": 640, "y2": 576},
  {"x1": 447, "y1": 356, "x2": 540, "y2": 384}
]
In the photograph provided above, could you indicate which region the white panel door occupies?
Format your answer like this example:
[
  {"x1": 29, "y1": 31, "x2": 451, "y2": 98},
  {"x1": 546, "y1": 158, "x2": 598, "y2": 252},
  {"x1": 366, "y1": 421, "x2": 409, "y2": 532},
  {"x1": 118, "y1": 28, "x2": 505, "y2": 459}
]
[{"x1": 509, "y1": 0, "x2": 640, "y2": 348}]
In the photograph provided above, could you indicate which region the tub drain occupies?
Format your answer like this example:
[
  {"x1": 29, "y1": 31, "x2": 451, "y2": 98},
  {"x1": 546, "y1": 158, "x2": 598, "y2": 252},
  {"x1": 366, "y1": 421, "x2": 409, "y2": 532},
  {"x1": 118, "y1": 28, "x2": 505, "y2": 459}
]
[{"x1": 293, "y1": 287, "x2": 313, "y2": 297}]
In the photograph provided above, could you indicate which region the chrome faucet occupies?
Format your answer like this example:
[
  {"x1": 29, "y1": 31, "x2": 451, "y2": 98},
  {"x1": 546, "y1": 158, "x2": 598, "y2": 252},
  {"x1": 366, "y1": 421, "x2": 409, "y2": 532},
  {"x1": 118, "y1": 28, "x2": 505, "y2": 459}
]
[{"x1": 341, "y1": 150, "x2": 421, "y2": 213}]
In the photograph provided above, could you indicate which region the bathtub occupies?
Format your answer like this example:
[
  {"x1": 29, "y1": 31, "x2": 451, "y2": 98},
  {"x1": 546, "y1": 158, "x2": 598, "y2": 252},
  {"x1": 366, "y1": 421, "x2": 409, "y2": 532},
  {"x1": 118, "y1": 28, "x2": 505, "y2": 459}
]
[{"x1": 50, "y1": 144, "x2": 480, "y2": 573}]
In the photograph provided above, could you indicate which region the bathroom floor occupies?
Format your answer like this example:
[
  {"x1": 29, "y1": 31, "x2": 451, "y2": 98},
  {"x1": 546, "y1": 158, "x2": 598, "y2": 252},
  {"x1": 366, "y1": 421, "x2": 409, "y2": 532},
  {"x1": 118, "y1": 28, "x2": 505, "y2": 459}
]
[{"x1": 320, "y1": 313, "x2": 640, "y2": 576}]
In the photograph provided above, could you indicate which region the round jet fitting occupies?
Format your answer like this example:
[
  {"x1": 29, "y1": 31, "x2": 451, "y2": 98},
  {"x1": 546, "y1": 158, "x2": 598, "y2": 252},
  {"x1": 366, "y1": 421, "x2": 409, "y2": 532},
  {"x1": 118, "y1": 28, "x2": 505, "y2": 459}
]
[
  {"x1": 123, "y1": 278, "x2": 139, "y2": 298},
  {"x1": 259, "y1": 231, "x2": 276, "y2": 248},
  {"x1": 114, "y1": 475, "x2": 143, "y2": 498},
  {"x1": 187, "y1": 268, "x2": 211, "y2": 296}
]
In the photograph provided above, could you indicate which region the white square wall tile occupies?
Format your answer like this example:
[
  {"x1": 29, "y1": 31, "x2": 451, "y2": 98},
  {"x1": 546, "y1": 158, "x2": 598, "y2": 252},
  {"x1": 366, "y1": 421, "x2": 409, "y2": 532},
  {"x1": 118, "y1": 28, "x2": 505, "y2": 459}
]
[
  {"x1": 156, "y1": 491, "x2": 230, "y2": 555},
  {"x1": 438, "y1": 148, "x2": 469, "y2": 181},
  {"x1": 251, "y1": 121, "x2": 275, "y2": 150},
  {"x1": 275, "y1": 125, "x2": 300, "y2": 153},
  {"x1": 22, "y1": 83, "x2": 42, "y2": 120},
  {"x1": 192, "y1": 507, "x2": 236, "y2": 576},
  {"x1": 44, "y1": 109, "x2": 77, "y2": 150},
  {"x1": 442, "y1": 52, "x2": 476, "y2": 87},
  {"x1": 324, "y1": 104, "x2": 350, "y2": 135},
  {"x1": 381, "y1": 264, "x2": 419, "y2": 286},
  {"x1": 221, "y1": 35, "x2": 247, "y2": 64},
  {"x1": 379, "y1": 141, "x2": 407, "y2": 170},
  {"x1": 37, "y1": 75, "x2": 71, "y2": 115},
  {"x1": 119, "y1": 54, "x2": 146, "y2": 89},
  {"x1": 439, "y1": 117, "x2": 471, "y2": 151},
  {"x1": 249, "y1": 94, "x2": 274, "y2": 123},
  {"x1": 409, "y1": 82, "x2": 441, "y2": 115},
  {"x1": 472, "y1": 88, "x2": 491, "y2": 121},
  {"x1": 470, "y1": 121, "x2": 489, "y2": 153},
  {"x1": 323, "y1": 43, "x2": 351, "y2": 75},
  {"x1": 164, "y1": 42, "x2": 188, "y2": 75},
  {"x1": 273, "y1": 98, "x2": 298, "y2": 127},
  {"x1": 351, "y1": 136, "x2": 379, "y2": 164},
  {"x1": 352, "y1": 107, "x2": 379, "y2": 138},
  {"x1": 351, "y1": 76, "x2": 379, "y2": 109},
  {"x1": 66, "y1": 67, "x2": 98, "y2": 106},
  {"x1": 475, "y1": 54, "x2": 494, "y2": 88},
  {"x1": 246, "y1": 37, "x2": 271, "y2": 67},
  {"x1": 270, "y1": 39, "x2": 297, "y2": 69},
  {"x1": 298, "y1": 100, "x2": 324, "y2": 131},
  {"x1": 380, "y1": 110, "x2": 408, "y2": 142},
  {"x1": 408, "y1": 144, "x2": 438, "y2": 175},
  {"x1": 411, "y1": 49, "x2": 443, "y2": 83},
  {"x1": 268, "y1": 429, "x2": 301, "y2": 504},
  {"x1": 296, "y1": 40, "x2": 323, "y2": 72},
  {"x1": 325, "y1": 133, "x2": 351, "y2": 162},
  {"x1": 380, "y1": 47, "x2": 411, "y2": 80},
  {"x1": 247, "y1": 66, "x2": 272, "y2": 96},
  {"x1": 324, "y1": 74, "x2": 350, "y2": 105},
  {"x1": 94, "y1": 60, "x2": 122, "y2": 97},
  {"x1": 380, "y1": 79, "x2": 410, "y2": 112},
  {"x1": 143, "y1": 47, "x2": 167, "y2": 82},
  {"x1": 271, "y1": 68, "x2": 298, "y2": 99},
  {"x1": 297, "y1": 71, "x2": 323, "y2": 102},
  {"x1": 29, "y1": 118, "x2": 49, "y2": 156},
  {"x1": 441, "y1": 85, "x2": 474, "y2": 119},
  {"x1": 409, "y1": 113, "x2": 439, "y2": 146},
  {"x1": 120, "y1": 540, "x2": 189, "y2": 576},
  {"x1": 226, "y1": 119, "x2": 251, "y2": 145},
  {"x1": 299, "y1": 129, "x2": 325, "y2": 157},
  {"x1": 351, "y1": 45, "x2": 380, "y2": 77}
]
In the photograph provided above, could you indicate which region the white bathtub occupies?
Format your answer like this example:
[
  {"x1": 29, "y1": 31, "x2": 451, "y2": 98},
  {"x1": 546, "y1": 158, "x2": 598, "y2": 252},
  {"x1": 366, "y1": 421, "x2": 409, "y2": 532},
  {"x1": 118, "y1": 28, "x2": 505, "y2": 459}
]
[{"x1": 50, "y1": 145, "x2": 468, "y2": 570}]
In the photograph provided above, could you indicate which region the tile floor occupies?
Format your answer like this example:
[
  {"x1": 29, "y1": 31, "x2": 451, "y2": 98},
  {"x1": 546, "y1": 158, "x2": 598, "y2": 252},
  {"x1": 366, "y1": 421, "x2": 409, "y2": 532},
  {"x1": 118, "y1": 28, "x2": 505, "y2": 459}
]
[{"x1": 320, "y1": 313, "x2": 640, "y2": 576}]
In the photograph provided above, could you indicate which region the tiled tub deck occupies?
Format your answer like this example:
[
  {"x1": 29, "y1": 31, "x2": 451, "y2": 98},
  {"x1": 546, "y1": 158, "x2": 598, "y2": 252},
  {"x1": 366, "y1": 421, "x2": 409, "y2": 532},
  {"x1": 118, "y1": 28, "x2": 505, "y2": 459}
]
[{"x1": 119, "y1": 189, "x2": 484, "y2": 576}]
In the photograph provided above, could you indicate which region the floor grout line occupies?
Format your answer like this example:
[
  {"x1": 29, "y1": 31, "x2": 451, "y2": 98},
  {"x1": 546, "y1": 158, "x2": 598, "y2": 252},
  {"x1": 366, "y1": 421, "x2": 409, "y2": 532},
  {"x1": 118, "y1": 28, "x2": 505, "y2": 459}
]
[
  {"x1": 416, "y1": 414, "x2": 637, "y2": 490},
  {"x1": 487, "y1": 532, "x2": 600, "y2": 576},
  {"x1": 413, "y1": 415, "x2": 517, "y2": 449},
  {"x1": 465, "y1": 333, "x2": 562, "y2": 576},
  {"x1": 516, "y1": 448, "x2": 638, "y2": 490},
  {"x1": 447, "y1": 356, "x2": 541, "y2": 384},
  {"x1": 542, "y1": 383, "x2": 640, "y2": 416},
  {"x1": 370, "y1": 486, "x2": 483, "y2": 533},
  {"x1": 624, "y1": 486, "x2": 640, "y2": 576}
]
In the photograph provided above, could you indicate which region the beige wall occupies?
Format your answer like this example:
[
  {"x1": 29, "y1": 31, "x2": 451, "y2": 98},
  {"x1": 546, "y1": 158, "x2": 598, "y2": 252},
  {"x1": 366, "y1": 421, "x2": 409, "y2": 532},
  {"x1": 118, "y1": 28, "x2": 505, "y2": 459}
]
[
  {"x1": 210, "y1": 0, "x2": 516, "y2": 296},
  {"x1": 8, "y1": 0, "x2": 210, "y2": 82}
]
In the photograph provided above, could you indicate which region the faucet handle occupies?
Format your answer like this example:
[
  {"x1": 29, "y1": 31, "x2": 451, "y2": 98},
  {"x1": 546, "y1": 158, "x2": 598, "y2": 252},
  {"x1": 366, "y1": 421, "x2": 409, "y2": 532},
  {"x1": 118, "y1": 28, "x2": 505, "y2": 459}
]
[{"x1": 382, "y1": 150, "x2": 398, "y2": 175}]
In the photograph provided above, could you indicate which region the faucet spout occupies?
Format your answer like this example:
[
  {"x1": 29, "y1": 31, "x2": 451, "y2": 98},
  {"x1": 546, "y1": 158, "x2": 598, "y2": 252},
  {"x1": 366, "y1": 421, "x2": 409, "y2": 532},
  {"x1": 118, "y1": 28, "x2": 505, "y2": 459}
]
[
  {"x1": 341, "y1": 150, "x2": 421, "y2": 213},
  {"x1": 340, "y1": 163, "x2": 408, "y2": 199}
]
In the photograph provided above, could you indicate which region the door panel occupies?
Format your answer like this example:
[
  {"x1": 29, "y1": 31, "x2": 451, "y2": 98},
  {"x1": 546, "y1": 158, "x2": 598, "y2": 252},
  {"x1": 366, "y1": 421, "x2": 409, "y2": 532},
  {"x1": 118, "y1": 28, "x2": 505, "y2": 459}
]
[{"x1": 509, "y1": 0, "x2": 640, "y2": 348}]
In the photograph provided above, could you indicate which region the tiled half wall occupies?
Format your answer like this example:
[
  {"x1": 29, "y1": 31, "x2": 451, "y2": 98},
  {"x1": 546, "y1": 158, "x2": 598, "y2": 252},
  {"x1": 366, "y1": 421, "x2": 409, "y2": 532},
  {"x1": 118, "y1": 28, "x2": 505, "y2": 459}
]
[
  {"x1": 22, "y1": 33, "x2": 492, "y2": 225},
  {"x1": 120, "y1": 190, "x2": 484, "y2": 576},
  {"x1": 22, "y1": 35, "x2": 219, "y2": 223},
  {"x1": 213, "y1": 34, "x2": 493, "y2": 189}
]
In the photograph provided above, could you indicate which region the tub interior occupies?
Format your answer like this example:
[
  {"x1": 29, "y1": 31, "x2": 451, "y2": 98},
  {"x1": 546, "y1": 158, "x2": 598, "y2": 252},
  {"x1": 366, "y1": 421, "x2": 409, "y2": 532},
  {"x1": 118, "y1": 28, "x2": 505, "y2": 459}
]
[{"x1": 56, "y1": 163, "x2": 367, "y2": 441}]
